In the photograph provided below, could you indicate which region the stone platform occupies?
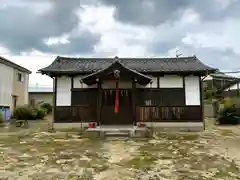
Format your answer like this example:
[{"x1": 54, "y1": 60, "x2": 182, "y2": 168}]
[{"x1": 84, "y1": 125, "x2": 151, "y2": 138}]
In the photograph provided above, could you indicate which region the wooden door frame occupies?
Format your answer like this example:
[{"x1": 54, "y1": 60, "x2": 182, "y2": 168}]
[{"x1": 100, "y1": 88, "x2": 134, "y2": 125}]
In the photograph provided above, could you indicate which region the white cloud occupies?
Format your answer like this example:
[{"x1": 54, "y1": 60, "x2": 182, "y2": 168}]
[
  {"x1": 78, "y1": 5, "x2": 155, "y2": 56},
  {"x1": 1, "y1": 1, "x2": 240, "y2": 87},
  {"x1": 182, "y1": 18, "x2": 240, "y2": 54},
  {"x1": 179, "y1": 9, "x2": 200, "y2": 25},
  {"x1": 0, "y1": 46, "x2": 10, "y2": 54},
  {"x1": 215, "y1": 0, "x2": 240, "y2": 10},
  {"x1": 44, "y1": 35, "x2": 70, "y2": 46}
]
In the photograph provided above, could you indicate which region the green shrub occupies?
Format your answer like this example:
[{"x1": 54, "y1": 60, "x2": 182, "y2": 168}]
[
  {"x1": 218, "y1": 105, "x2": 240, "y2": 125},
  {"x1": 204, "y1": 87, "x2": 217, "y2": 100},
  {"x1": 13, "y1": 105, "x2": 47, "y2": 120},
  {"x1": 40, "y1": 103, "x2": 52, "y2": 114},
  {"x1": 224, "y1": 97, "x2": 233, "y2": 108},
  {"x1": 36, "y1": 108, "x2": 47, "y2": 119},
  {"x1": 13, "y1": 105, "x2": 31, "y2": 120}
]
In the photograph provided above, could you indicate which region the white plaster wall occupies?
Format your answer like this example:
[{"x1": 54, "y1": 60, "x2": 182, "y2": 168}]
[
  {"x1": 225, "y1": 83, "x2": 240, "y2": 91},
  {"x1": 56, "y1": 76, "x2": 71, "y2": 106},
  {"x1": 159, "y1": 75, "x2": 183, "y2": 88},
  {"x1": 73, "y1": 76, "x2": 97, "y2": 88},
  {"x1": 203, "y1": 75, "x2": 213, "y2": 80},
  {"x1": 185, "y1": 76, "x2": 200, "y2": 105},
  {"x1": 73, "y1": 75, "x2": 184, "y2": 89},
  {"x1": 145, "y1": 77, "x2": 158, "y2": 88},
  {"x1": 0, "y1": 63, "x2": 14, "y2": 107},
  {"x1": 24, "y1": 73, "x2": 29, "y2": 104}
]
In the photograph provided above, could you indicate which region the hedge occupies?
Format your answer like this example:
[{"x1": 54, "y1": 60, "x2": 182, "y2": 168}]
[
  {"x1": 12, "y1": 105, "x2": 47, "y2": 120},
  {"x1": 40, "y1": 103, "x2": 52, "y2": 114}
]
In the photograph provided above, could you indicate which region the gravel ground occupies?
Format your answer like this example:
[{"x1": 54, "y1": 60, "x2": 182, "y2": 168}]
[{"x1": 0, "y1": 120, "x2": 240, "y2": 179}]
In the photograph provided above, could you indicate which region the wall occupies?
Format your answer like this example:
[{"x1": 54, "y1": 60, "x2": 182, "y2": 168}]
[
  {"x1": 29, "y1": 93, "x2": 53, "y2": 105},
  {"x1": 56, "y1": 76, "x2": 71, "y2": 106},
  {"x1": 24, "y1": 73, "x2": 29, "y2": 104},
  {"x1": 159, "y1": 75, "x2": 183, "y2": 88},
  {"x1": 12, "y1": 69, "x2": 29, "y2": 106},
  {"x1": 56, "y1": 75, "x2": 201, "y2": 106},
  {"x1": 73, "y1": 75, "x2": 183, "y2": 89},
  {"x1": 72, "y1": 75, "x2": 185, "y2": 89},
  {"x1": 185, "y1": 76, "x2": 200, "y2": 105},
  {"x1": 73, "y1": 76, "x2": 97, "y2": 88},
  {"x1": 0, "y1": 63, "x2": 14, "y2": 108},
  {"x1": 226, "y1": 83, "x2": 240, "y2": 90}
]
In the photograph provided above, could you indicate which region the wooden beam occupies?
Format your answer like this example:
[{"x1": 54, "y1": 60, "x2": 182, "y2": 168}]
[
  {"x1": 157, "y1": 76, "x2": 160, "y2": 88},
  {"x1": 51, "y1": 77, "x2": 57, "y2": 131},
  {"x1": 182, "y1": 76, "x2": 186, "y2": 105},
  {"x1": 199, "y1": 76, "x2": 205, "y2": 130},
  {"x1": 132, "y1": 79, "x2": 137, "y2": 125},
  {"x1": 70, "y1": 76, "x2": 74, "y2": 105},
  {"x1": 97, "y1": 79, "x2": 102, "y2": 126},
  {"x1": 71, "y1": 76, "x2": 74, "y2": 89}
]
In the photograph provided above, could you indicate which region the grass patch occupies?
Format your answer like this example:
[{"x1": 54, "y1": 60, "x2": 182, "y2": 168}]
[
  {"x1": 155, "y1": 132, "x2": 199, "y2": 141},
  {"x1": 1, "y1": 121, "x2": 240, "y2": 179},
  {"x1": 218, "y1": 129, "x2": 236, "y2": 136},
  {"x1": 213, "y1": 160, "x2": 240, "y2": 178},
  {"x1": 67, "y1": 169, "x2": 94, "y2": 180},
  {"x1": 122, "y1": 151, "x2": 158, "y2": 170}
]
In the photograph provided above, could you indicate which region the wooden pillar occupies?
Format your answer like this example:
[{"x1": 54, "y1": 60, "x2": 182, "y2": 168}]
[
  {"x1": 70, "y1": 76, "x2": 74, "y2": 104},
  {"x1": 132, "y1": 79, "x2": 137, "y2": 125},
  {"x1": 97, "y1": 79, "x2": 102, "y2": 126},
  {"x1": 199, "y1": 76, "x2": 205, "y2": 130},
  {"x1": 53, "y1": 77, "x2": 57, "y2": 123},
  {"x1": 49, "y1": 76, "x2": 57, "y2": 132},
  {"x1": 182, "y1": 75, "x2": 186, "y2": 104},
  {"x1": 157, "y1": 76, "x2": 160, "y2": 88}
]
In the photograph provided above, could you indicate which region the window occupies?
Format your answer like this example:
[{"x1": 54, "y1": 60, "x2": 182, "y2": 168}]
[{"x1": 17, "y1": 72, "x2": 24, "y2": 82}]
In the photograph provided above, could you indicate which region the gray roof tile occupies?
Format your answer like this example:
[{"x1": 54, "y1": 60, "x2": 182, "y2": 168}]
[
  {"x1": 39, "y1": 56, "x2": 216, "y2": 74},
  {"x1": 210, "y1": 73, "x2": 239, "y2": 79}
]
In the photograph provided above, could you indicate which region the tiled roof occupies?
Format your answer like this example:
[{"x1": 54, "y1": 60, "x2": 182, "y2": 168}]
[
  {"x1": 0, "y1": 56, "x2": 31, "y2": 74},
  {"x1": 39, "y1": 56, "x2": 216, "y2": 74},
  {"x1": 210, "y1": 73, "x2": 239, "y2": 80},
  {"x1": 81, "y1": 60, "x2": 153, "y2": 85}
]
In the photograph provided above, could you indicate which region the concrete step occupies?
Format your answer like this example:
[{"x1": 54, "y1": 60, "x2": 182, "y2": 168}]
[
  {"x1": 104, "y1": 129, "x2": 131, "y2": 132},
  {"x1": 84, "y1": 126, "x2": 151, "y2": 137},
  {"x1": 104, "y1": 131, "x2": 130, "y2": 137}
]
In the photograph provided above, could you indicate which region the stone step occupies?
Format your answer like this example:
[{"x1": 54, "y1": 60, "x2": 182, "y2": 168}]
[
  {"x1": 104, "y1": 129, "x2": 131, "y2": 133},
  {"x1": 104, "y1": 131, "x2": 130, "y2": 137}
]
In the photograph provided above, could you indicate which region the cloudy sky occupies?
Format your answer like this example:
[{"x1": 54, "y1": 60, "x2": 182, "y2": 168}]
[{"x1": 0, "y1": 0, "x2": 240, "y2": 86}]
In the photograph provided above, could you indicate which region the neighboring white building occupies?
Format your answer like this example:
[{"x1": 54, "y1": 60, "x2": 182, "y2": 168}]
[
  {"x1": 29, "y1": 85, "x2": 53, "y2": 106},
  {"x1": 203, "y1": 72, "x2": 239, "y2": 90},
  {"x1": 222, "y1": 79, "x2": 240, "y2": 98},
  {"x1": 39, "y1": 56, "x2": 216, "y2": 130},
  {"x1": 0, "y1": 56, "x2": 31, "y2": 119}
]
